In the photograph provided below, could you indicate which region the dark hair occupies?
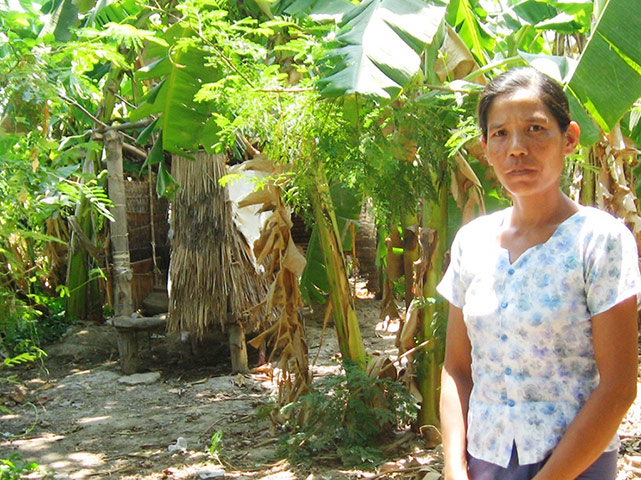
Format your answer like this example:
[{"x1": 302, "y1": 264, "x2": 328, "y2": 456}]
[{"x1": 478, "y1": 67, "x2": 571, "y2": 140}]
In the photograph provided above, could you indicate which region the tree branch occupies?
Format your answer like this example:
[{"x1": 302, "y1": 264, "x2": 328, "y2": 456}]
[
  {"x1": 59, "y1": 94, "x2": 109, "y2": 129},
  {"x1": 122, "y1": 142, "x2": 148, "y2": 159}
]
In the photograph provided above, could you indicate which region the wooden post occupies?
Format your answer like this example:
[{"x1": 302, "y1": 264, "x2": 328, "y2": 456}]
[
  {"x1": 105, "y1": 129, "x2": 137, "y2": 374},
  {"x1": 228, "y1": 323, "x2": 248, "y2": 373}
]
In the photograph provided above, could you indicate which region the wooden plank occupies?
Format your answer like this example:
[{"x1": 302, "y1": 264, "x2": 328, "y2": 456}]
[{"x1": 108, "y1": 314, "x2": 167, "y2": 330}]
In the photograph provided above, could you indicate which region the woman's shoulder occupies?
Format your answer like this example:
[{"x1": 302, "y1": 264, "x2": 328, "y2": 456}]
[
  {"x1": 572, "y1": 206, "x2": 637, "y2": 250},
  {"x1": 452, "y1": 209, "x2": 506, "y2": 250},
  {"x1": 575, "y1": 205, "x2": 630, "y2": 232},
  {"x1": 459, "y1": 209, "x2": 506, "y2": 235}
]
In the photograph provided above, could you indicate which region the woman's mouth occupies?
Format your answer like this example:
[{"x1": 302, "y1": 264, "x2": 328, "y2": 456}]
[{"x1": 508, "y1": 168, "x2": 536, "y2": 176}]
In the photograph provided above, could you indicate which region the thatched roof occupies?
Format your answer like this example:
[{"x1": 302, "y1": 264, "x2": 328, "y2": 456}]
[{"x1": 167, "y1": 152, "x2": 269, "y2": 339}]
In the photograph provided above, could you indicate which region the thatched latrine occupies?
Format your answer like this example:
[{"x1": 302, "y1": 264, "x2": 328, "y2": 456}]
[{"x1": 167, "y1": 152, "x2": 269, "y2": 341}]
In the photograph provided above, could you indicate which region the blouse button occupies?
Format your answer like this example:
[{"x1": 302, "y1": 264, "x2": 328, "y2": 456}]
[
  {"x1": 501, "y1": 301, "x2": 508, "y2": 309},
  {"x1": 508, "y1": 399, "x2": 515, "y2": 407},
  {"x1": 508, "y1": 268, "x2": 515, "y2": 275},
  {"x1": 505, "y1": 368, "x2": 512, "y2": 375},
  {"x1": 500, "y1": 334, "x2": 508, "y2": 341}
]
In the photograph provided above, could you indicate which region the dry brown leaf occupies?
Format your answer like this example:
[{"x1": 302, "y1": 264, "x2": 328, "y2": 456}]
[
  {"x1": 237, "y1": 188, "x2": 274, "y2": 209},
  {"x1": 282, "y1": 238, "x2": 306, "y2": 277},
  {"x1": 455, "y1": 154, "x2": 482, "y2": 189},
  {"x1": 433, "y1": 24, "x2": 484, "y2": 83},
  {"x1": 229, "y1": 154, "x2": 275, "y2": 174},
  {"x1": 398, "y1": 302, "x2": 419, "y2": 354}
]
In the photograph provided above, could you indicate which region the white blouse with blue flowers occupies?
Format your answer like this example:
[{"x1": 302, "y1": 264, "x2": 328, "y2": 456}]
[{"x1": 437, "y1": 205, "x2": 641, "y2": 468}]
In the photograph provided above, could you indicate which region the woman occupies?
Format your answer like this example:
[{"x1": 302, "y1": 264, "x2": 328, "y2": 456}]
[{"x1": 437, "y1": 67, "x2": 641, "y2": 480}]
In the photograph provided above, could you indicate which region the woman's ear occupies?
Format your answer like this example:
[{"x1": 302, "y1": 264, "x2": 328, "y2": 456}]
[{"x1": 564, "y1": 121, "x2": 581, "y2": 154}]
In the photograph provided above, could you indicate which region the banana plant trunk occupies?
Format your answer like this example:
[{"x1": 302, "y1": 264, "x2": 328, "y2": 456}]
[
  {"x1": 579, "y1": 146, "x2": 596, "y2": 206},
  {"x1": 308, "y1": 166, "x2": 366, "y2": 369},
  {"x1": 66, "y1": 190, "x2": 93, "y2": 319},
  {"x1": 401, "y1": 211, "x2": 419, "y2": 308},
  {"x1": 66, "y1": 67, "x2": 125, "y2": 320},
  {"x1": 415, "y1": 175, "x2": 448, "y2": 444}
]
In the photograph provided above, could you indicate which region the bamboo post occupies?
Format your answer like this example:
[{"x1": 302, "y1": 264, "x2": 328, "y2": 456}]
[{"x1": 105, "y1": 129, "x2": 137, "y2": 373}]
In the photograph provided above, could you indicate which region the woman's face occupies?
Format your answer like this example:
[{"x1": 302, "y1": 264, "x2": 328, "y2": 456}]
[{"x1": 483, "y1": 87, "x2": 580, "y2": 199}]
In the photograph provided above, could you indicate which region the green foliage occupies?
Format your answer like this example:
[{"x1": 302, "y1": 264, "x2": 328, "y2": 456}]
[
  {"x1": 0, "y1": 285, "x2": 69, "y2": 357},
  {"x1": 2, "y1": 349, "x2": 45, "y2": 368},
  {"x1": 0, "y1": 454, "x2": 38, "y2": 480},
  {"x1": 0, "y1": 2, "x2": 116, "y2": 351},
  {"x1": 280, "y1": 362, "x2": 417, "y2": 466}
]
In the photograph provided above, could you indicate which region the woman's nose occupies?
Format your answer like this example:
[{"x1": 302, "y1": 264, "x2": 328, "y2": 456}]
[{"x1": 508, "y1": 132, "x2": 527, "y2": 157}]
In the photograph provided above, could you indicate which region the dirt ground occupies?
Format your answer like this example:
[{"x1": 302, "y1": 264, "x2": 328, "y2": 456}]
[{"x1": 2, "y1": 294, "x2": 641, "y2": 479}]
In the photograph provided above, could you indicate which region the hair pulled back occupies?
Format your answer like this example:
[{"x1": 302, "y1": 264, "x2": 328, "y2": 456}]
[{"x1": 478, "y1": 67, "x2": 571, "y2": 140}]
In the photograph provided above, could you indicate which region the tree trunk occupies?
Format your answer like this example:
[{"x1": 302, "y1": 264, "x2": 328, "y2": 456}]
[
  {"x1": 309, "y1": 167, "x2": 366, "y2": 369},
  {"x1": 381, "y1": 223, "x2": 402, "y2": 325},
  {"x1": 355, "y1": 200, "x2": 379, "y2": 295},
  {"x1": 415, "y1": 176, "x2": 447, "y2": 445},
  {"x1": 105, "y1": 129, "x2": 136, "y2": 373}
]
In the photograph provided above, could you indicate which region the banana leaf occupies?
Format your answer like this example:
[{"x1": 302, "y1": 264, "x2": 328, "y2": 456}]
[
  {"x1": 131, "y1": 25, "x2": 222, "y2": 155},
  {"x1": 317, "y1": 0, "x2": 448, "y2": 100},
  {"x1": 566, "y1": 0, "x2": 641, "y2": 139}
]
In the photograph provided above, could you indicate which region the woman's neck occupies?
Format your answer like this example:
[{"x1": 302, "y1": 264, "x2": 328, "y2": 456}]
[{"x1": 509, "y1": 189, "x2": 578, "y2": 230}]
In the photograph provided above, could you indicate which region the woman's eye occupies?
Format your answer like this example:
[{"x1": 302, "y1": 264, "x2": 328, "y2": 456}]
[
  {"x1": 529, "y1": 125, "x2": 543, "y2": 132},
  {"x1": 493, "y1": 130, "x2": 506, "y2": 137}
]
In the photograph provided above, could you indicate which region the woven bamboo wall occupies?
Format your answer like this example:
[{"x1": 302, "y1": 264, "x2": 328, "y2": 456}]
[
  {"x1": 125, "y1": 177, "x2": 170, "y2": 264},
  {"x1": 104, "y1": 177, "x2": 170, "y2": 310}
]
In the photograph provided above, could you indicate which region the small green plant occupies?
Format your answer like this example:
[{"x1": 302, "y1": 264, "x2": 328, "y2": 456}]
[
  {"x1": 0, "y1": 454, "x2": 38, "y2": 480},
  {"x1": 280, "y1": 361, "x2": 417, "y2": 466},
  {"x1": 208, "y1": 430, "x2": 224, "y2": 463}
]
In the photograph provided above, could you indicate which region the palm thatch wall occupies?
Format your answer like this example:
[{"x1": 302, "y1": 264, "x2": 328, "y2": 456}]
[{"x1": 167, "y1": 152, "x2": 269, "y2": 340}]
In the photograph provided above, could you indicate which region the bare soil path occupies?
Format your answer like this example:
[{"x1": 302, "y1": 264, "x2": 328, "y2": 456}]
[{"x1": 2, "y1": 296, "x2": 641, "y2": 479}]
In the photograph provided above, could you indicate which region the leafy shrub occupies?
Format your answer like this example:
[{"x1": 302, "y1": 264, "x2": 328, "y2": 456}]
[
  {"x1": 280, "y1": 361, "x2": 417, "y2": 466},
  {"x1": 0, "y1": 286, "x2": 68, "y2": 359},
  {"x1": 0, "y1": 454, "x2": 38, "y2": 479}
]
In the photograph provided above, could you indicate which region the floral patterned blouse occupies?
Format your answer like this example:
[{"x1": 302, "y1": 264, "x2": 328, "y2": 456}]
[{"x1": 437, "y1": 205, "x2": 641, "y2": 467}]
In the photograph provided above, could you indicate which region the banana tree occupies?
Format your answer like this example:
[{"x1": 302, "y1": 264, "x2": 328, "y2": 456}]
[
  {"x1": 314, "y1": 0, "x2": 454, "y2": 433},
  {"x1": 34, "y1": 0, "x2": 155, "y2": 320}
]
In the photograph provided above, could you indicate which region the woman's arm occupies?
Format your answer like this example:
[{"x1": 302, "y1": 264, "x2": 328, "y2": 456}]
[
  {"x1": 440, "y1": 305, "x2": 474, "y2": 480},
  {"x1": 533, "y1": 295, "x2": 638, "y2": 480}
]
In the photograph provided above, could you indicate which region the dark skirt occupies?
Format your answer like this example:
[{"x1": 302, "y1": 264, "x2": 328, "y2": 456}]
[{"x1": 467, "y1": 446, "x2": 617, "y2": 480}]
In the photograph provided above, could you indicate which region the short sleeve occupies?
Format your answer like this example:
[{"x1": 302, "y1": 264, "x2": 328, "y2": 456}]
[
  {"x1": 437, "y1": 229, "x2": 466, "y2": 308},
  {"x1": 584, "y1": 219, "x2": 641, "y2": 316}
]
